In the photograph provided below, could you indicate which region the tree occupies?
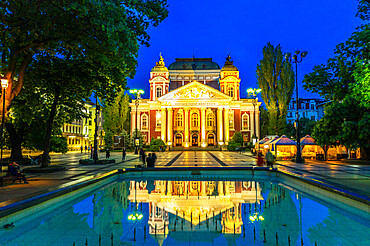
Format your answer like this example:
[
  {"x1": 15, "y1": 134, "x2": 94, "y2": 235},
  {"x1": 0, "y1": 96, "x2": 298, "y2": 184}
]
[
  {"x1": 1, "y1": 1, "x2": 169, "y2": 165},
  {"x1": 303, "y1": 5, "x2": 370, "y2": 159},
  {"x1": 256, "y1": 42, "x2": 295, "y2": 135},
  {"x1": 102, "y1": 90, "x2": 131, "y2": 138},
  {"x1": 0, "y1": 0, "x2": 168, "y2": 113},
  {"x1": 0, "y1": 0, "x2": 169, "y2": 155},
  {"x1": 150, "y1": 138, "x2": 165, "y2": 152},
  {"x1": 284, "y1": 118, "x2": 317, "y2": 140},
  {"x1": 232, "y1": 131, "x2": 244, "y2": 146},
  {"x1": 259, "y1": 107, "x2": 269, "y2": 138}
]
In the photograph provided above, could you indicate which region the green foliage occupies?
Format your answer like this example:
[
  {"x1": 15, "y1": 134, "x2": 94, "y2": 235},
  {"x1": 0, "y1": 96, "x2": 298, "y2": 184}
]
[
  {"x1": 303, "y1": 7, "x2": 370, "y2": 159},
  {"x1": 0, "y1": 0, "x2": 169, "y2": 110},
  {"x1": 257, "y1": 42, "x2": 295, "y2": 135},
  {"x1": 232, "y1": 132, "x2": 244, "y2": 145},
  {"x1": 50, "y1": 136, "x2": 68, "y2": 154},
  {"x1": 102, "y1": 91, "x2": 131, "y2": 137},
  {"x1": 284, "y1": 118, "x2": 317, "y2": 140},
  {"x1": 352, "y1": 61, "x2": 370, "y2": 109},
  {"x1": 259, "y1": 107, "x2": 269, "y2": 138},
  {"x1": 227, "y1": 140, "x2": 241, "y2": 151},
  {"x1": 104, "y1": 130, "x2": 114, "y2": 149},
  {"x1": 150, "y1": 138, "x2": 166, "y2": 152}
]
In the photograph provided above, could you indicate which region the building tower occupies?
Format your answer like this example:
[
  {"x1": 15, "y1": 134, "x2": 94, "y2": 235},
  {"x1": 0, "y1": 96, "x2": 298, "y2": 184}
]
[
  {"x1": 149, "y1": 53, "x2": 170, "y2": 101},
  {"x1": 219, "y1": 55, "x2": 241, "y2": 100}
]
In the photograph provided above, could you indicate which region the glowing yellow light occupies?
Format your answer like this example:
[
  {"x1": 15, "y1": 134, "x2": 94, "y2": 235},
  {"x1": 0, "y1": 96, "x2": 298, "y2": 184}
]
[
  {"x1": 249, "y1": 216, "x2": 255, "y2": 221},
  {"x1": 128, "y1": 215, "x2": 133, "y2": 220},
  {"x1": 156, "y1": 112, "x2": 161, "y2": 118},
  {"x1": 201, "y1": 142, "x2": 207, "y2": 147},
  {"x1": 264, "y1": 144, "x2": 269, "y2": 149},
  {"x1": 132, "y1": 216, "x2": 136, "y2": 221},
  {"x1": 138, "y1": 214, "x2": 143, "y2": 220},
  {"x1": 259, "y1": 216, "x2": 264, "y2": 220}
]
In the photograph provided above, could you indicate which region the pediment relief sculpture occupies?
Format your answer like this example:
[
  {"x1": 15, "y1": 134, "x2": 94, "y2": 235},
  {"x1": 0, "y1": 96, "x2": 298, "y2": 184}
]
[{"x1": 173, "y1": 85, "x2": 215, "y2": 99}]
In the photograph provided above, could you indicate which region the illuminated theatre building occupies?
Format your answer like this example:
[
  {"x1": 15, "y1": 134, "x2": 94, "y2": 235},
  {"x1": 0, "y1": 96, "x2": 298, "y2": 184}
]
[
  {"x1": 128, "y1": 180, "x2": 263, "y2": 235},
  {"x1": 130, "y1": 55, "x2": 261, "y2": 147}
]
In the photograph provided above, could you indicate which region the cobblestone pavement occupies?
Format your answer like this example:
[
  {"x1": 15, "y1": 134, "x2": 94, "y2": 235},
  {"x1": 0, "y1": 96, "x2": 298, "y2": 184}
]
[{"x1": 0, "y1": 151, "x2": 369, "y2": 208}]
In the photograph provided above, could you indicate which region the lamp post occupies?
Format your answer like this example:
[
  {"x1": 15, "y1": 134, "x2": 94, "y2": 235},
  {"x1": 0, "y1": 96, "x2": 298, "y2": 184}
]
[
  {"x1": 93, "y1": 92, "x2": 100, "y2": 163},
  {"x1": 247, "y1": 88, "x2": 261, "y2": 144},
  {"x1": 129, "y1": 89, "x2": 144, "y2": 154},
  {"x1": 285, "y1": 50, "x2": 308, "y2": 163},
  {"x1": 0, "y1": 77, "x2": 8, "y2": 170}
]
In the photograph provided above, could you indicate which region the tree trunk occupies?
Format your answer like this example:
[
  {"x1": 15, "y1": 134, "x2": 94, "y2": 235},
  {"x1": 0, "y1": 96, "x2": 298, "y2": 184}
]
[
  {"x1": 5, "y1": 122, "x2": 24, "y2": 161},
  {"x1": 323, "y1": 145, "x2": 329, "y2": 161},
  {"x1": 41, "y1": 92, "x2": 60, "y2": 168}
]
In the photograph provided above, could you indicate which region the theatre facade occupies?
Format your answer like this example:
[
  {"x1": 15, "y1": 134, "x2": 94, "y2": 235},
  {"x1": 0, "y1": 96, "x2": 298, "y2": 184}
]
[{"x1": 130, "y1": 55, "x2": 261, "y2": 147}]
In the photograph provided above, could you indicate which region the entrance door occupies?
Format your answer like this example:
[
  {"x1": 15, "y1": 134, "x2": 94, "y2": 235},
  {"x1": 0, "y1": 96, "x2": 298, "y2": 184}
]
[
  {"x1": 175, "y1": 134, "x2": 182, "y2": 146},
  {"x1": 192, "y1": 134, "x2": 198, "y2": 146},
  {"x1": 208, "y1": 134, "x2": 215, "y2": 146}
]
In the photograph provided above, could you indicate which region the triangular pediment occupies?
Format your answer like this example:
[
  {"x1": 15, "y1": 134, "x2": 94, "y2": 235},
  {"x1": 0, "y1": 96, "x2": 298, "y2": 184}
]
[{"x1": 158, "y1": 81, "x2": 232, "y2": 101}]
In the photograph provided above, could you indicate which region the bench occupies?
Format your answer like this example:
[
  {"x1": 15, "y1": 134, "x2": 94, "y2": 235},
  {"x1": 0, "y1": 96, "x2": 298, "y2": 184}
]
[{"x1": 0, "y1": 175, "x2": 23, "y2": 187}]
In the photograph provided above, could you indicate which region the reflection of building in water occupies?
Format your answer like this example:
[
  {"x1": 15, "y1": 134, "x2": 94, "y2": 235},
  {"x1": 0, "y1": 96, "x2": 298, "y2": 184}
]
[{"x1": 128, "y1": 180, "x2": 263, "y2": 235}]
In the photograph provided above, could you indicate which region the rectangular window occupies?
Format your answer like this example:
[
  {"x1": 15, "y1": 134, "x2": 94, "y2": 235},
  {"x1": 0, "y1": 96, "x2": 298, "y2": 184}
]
[{"x1": 311, "y1": 104, "x2": 315, "y2": 110}]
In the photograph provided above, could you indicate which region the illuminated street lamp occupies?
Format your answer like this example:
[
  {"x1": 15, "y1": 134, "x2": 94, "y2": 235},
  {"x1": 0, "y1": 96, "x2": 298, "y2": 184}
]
[
  {"x1": 285, "y1": 50, "x2": 308, "y2": 163},
  {"x1": 247, "y1": 88, "x2": 261, "y2": 144},
  {"x1": 129, "y1": 89, "x2": 144, "y2": 154},
  {"x1": 0, "y1": 77, "x2": 8, "y2": 170}
]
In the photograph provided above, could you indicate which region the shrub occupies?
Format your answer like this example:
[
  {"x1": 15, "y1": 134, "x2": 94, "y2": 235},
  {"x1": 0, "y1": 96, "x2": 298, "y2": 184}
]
[
  {"x1": 227, "y1": 140, "x2": 241, "y2": 151},
  {"x1": 150, "y1": 138, "x2": 166, "y2": 152}
]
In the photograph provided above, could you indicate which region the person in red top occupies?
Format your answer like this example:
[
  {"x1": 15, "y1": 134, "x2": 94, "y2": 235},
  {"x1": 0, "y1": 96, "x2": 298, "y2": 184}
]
[{"x1": 257, "y1": 152, "x2": 265, "y2": 167}]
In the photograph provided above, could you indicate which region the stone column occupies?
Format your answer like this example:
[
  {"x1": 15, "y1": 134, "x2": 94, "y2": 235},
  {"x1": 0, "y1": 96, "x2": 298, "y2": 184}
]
[
  {"x1": 184, "y1": 108, "x2": 189, "y2": 146},
  {"x1": 131, "y1": 111, "x2": 136, "y2": 134},
  {"x1": 161, "y1": 108, "x2": 166, "y2": 142},
  {"x1": 201, "y1": 108, "x2": 206, "y2": 146},
  {"x1": 224, "y1": 108, "x2": 229, "y2": 143},
  {"x1": 250, "y1": 110, "x2": 255, "y2": 139},
  {"x1": 167, "y1": 108, "x2": 173, "y2": 145},
  {"x1": 217, "y1": 108, "x2": 223, "y2": 144}
]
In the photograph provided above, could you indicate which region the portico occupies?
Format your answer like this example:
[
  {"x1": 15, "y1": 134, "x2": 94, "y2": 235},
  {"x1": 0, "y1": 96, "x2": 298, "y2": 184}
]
[{"x1": 130, "y1": 55, "x2": 261, "y2": 147}]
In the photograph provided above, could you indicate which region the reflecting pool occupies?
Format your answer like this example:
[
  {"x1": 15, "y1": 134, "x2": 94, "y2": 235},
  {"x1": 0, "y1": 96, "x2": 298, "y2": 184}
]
[{"x1": 0, "y1": 175, "x2": 369, "y2": 245}]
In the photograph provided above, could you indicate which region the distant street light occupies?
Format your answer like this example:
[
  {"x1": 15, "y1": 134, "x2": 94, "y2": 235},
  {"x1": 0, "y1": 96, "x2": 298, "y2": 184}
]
[
  {"x1": 0, "y1": 77, "x2": 8, "y2": 170},
  {"x1": 285, "y1": 50, "x2": 308, "y2": 163},
  {"x1": 247, "y1": 88, "x2": 261, "y2": 144},
  {"x1": 129, "y1": 89, "x2": 144, "y2": 154}
]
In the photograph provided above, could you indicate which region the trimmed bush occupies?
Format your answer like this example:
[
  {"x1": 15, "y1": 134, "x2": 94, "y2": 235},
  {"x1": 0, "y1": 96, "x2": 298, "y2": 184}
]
[
  {"x1": 79, "y1": 159, "x2": 95, "y2": 165},
  {"x1": 227, "y1": 140, "x2": 241, "y2": 151}
]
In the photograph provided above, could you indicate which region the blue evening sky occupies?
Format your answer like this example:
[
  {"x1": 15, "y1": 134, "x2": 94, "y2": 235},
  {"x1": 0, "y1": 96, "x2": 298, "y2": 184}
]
[{"x1": 126, "y1": 0, "x2": 362, "y2": 100}]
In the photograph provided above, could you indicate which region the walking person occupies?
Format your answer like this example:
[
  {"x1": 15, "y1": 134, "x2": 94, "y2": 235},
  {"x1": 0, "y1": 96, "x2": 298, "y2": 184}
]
[
  {"x1": 139, "y1": 148, "x2": 146, "y2": 166},
  {"x1": 257, "y1": 152, "x2": 265, "y2": 167},
  {"x1": 265, "y1": 149, "x2": 275, "y2": 168},
  {"x1": 80, "y1": 146, "x2": 83, "y2": 153},
  {"x1": 106, "y1": 148, "x2": 110, "y2": 159},
  {"x1": 122, "y1": 148, "x2": 126, "y2": 161}
]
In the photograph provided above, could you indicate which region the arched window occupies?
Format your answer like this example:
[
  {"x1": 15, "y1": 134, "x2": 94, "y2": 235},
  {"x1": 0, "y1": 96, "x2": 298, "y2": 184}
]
[
  {"x1": 156, "y1": 111, "x2": 161, "y2": 129},
  {"x1": 141, "y1": 114, "x2": 148, "y2": 130},
  {"x1": 156, "y1": 86, "x2": 162, "y2": 98},
  {"x1": 206, "y1": 112, "x2": 215, "y2": 127},
  {"x1": 229, "y1": 111, "x2": 234, "y2": 129},
  {"x1": 191, "y1": 113, "x2": 199, "y2": 127},
  {"x1": 228, "y1": 86, "x2": 234, "y2": 98},
  {"x1": 242, "y1": 114, "x2": 249, "y2": 130},
  {"x1": 175, "y1": 112, "x2": 183, "y2": 127}
]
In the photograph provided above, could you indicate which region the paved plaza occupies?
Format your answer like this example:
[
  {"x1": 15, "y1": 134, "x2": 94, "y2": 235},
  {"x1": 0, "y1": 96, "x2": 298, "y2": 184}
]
[{"x1": 0, "y1": 151, "x2": 369, "y2": 208}]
